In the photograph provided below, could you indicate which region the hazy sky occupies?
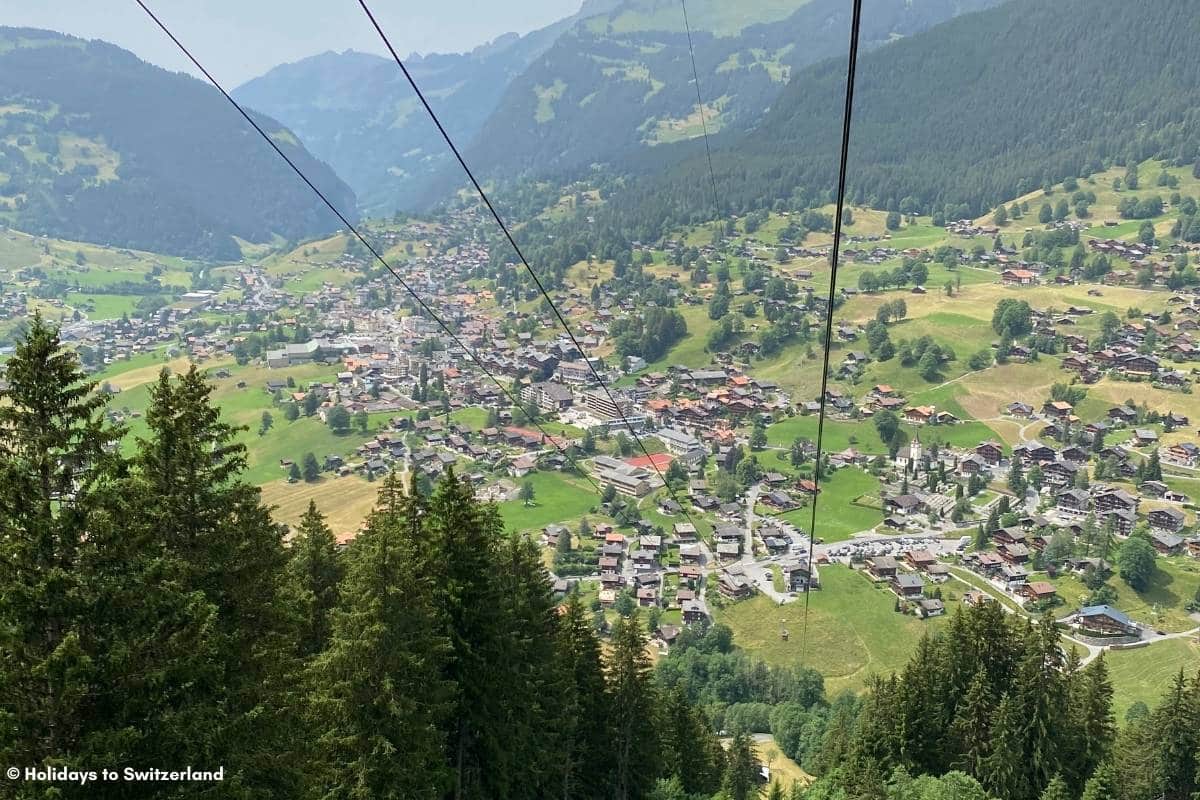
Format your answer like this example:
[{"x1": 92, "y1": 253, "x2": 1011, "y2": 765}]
[{"x1": 0, "y1": 0, "x2": 585, "y2": 85}]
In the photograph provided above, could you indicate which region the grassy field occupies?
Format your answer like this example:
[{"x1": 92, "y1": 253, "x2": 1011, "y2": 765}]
[
  {"x1": 766, "y1": 414, "x2": 885, "y2": 453},
  {"x1": 910, "y1": 358, "x2": 1067, "y2": 442},
  {"x1": 746, "y1": 345, "x2": 827, "y2": 398},
  {"x1": 591, "y1": 0, "x2": 809, "y2": 35},
  {"x1": 65, "y1": 291, "x2": 143, "y2": 319},
  {"x1": 499, "y1": 471, "x2": 600, "y2": 532},
  {"x1": 905, "y1": 420, "x2": 1008, "y2": 451},
  {"x1": 856, "y1": 313, "x2": 997, "y2": 396},
  {"x1": 0, "y1": 228, "x2": 194, "y2": 274},
  {"x1": 841, "y1": 280, "x2": 1155, "y2": 335},
  {"x1": 947, "y1": 566, "x2": 1023, "y2": 613},
  {"x1": 240, "y1": 417, "x2": 374, "y2": 485},
  {"x1": 648, "y1": 99, "x2": 728, "y2": 145},
  {"x1": 716, "y1": 566, "x2": 948, "y2": 695},
  {"x1": 1105, "y1": 638, "x2": 1200, "y2": 721},
  {"x1": 1044, "y1": 557, "x2": 1200, "y2": 634},
  {"x1": 101, "y1": 354, "x2": 196, "y2": 392},
  {"x1": 637, "y1": 303, "x2": 718, "y2": 373},
  {"x1": 261, "y1": 475, "x2": 381, "y2": 542},
  {"x1": 259, "y1": 232, "x2": 362, "y2": 293},
  {"x1": 753, "y1": 735, "x2": 814, "y2": 791},
  {"x1": 95, "y1": 357, "x2": 384, "y2": 486},
  {"x1": 776, "y1": 467, "x2": 882, "y2": 541},
  {"x1": 1075, "y1": 376, "x2": 1200, "y2": 430},
  {"x1": 976, "y1": 159, "x2": 1200, "y2": 243},
  {"x1": 450, "y1": 407, "x2": 489, "y2": 429}
]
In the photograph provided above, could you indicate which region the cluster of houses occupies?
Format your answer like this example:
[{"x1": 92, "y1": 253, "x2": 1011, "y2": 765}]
[
  {"x1": 575, "y1": 519, "x2": 716, "y2": 626},
  {"x1": 863, "y1": 553, "x2": 948, "y2": 618}
]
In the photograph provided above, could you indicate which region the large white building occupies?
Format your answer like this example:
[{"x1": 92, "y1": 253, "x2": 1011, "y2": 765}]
[{"x1": 656, "y1": 427, "x2": 701, "y2": 455}]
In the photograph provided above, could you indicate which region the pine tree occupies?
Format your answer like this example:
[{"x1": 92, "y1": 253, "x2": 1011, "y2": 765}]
[
  {"x1": 135, "y1": 365, "x2": 299, "y2": 793},
  {"x1": 608, "y1": 610, "x2": 661, "y2": 800},
  {"x1": 1150, "y1": 670, "x2": 1199, "y2": 800},
  {"x1": 0, "y1": 315, "x2": 112, "y2": 760},
  {"x1": 1079, "y1": 760, "x2": 1119, "y2": 800},
  {"x1": 896, "y1": 634, "x2": 944, "y2": 773},
  {"x1": 983, "y1": 694, "x2": 1030, "y2": 800},
  {"x1": 0, "y1": 311, "x2": 120, "y2": 535},
  {"x1": 302, "y1": 451, "x2": 321, "y2": 482},
  {"x1": 556, "y1": 595, "x2": 613, "y2": 800},
  {"x1": 82, "y1": 480, "x2": 226, "y2": 797},
  {"x1": 646, "y1": 776, "x2": 688, "y2": 800},
  {"x1": 811, "y1": 695, "x2": 858, "y2": 777},
  {"x1": 985, "y1": 505, "x2": 1000, "y2": 534},
  {"x1": 0, "y1": 315, "x2": 171, "y2": 787},
  {"x1": 1066, "y1": 653, "x2": 1115, "y2": 791},
  {"x1": 722, "y1": 731, "x2": 759, "y2": 800},
  {"x1": 1112, "y1": 711, "x2": 1162, "y2": 800},
  {"x1": 1013, "y1": 617, "x2": 1068, "y2": 799},
  {"x1": 286, "y1": 500, "x2": 344, "y2": 658},
  {"x1": 0, "y1": 316, "x2": 219, "y2": 796},
  {"x1": 488, "y1": 532, "x2": 566, "y2": 798},
  {"x1": 659, "y1": 685, "x2": 722, "y2": 796},
  {"x1": 420, "y1": 470, "x2": 565, "y2": 799},
  {"x1": 1039, "y1": 775, "x2": 1071, "y2": 800},
  {"x1": 555, "y1": 524, "x2": 573, "y2": 559},
  {"x1": 843, "y1": 675, "x2": 901, "y2": 799},
  {"x1": 1146, "y1": 448, "x2": 1162, "y2": 481},
  {"x1": 948, "y1": 671, "x2": 994, "y2": 780},
  {"x1": 309, "y1": 479, "x2": 450, "y2": 799},
  {"x1": 421, "y1": 468, "x2": 508, "y2": 798},
  {"x1": 1007, "y1": 456, "x2": 1026, "y2": 496}
]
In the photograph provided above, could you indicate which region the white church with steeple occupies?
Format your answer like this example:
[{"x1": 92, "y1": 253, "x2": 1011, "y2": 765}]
[{"x1": 896, "y1": 433, "x2": 922, "y2": 471}]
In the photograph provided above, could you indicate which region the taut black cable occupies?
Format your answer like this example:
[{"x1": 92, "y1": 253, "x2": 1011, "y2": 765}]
[
  {"x1": 133, "y1": 0, "x2": 599, "y2": 493},
  {"x1": 680, "y1": 0, "x2": 720, "y2": 218},
  {"x1": 357, "y1": 0, "x2": 704, "y2": 531},
  {"x1": 801, "y1": 0, "x2": 864, "y2": 657}
]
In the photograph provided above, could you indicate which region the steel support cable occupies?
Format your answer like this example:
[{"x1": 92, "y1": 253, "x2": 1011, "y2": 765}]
[
  {"x1": 133, "y1": 0, "x2": 599, "y2": 493},
  {"x1": 357, "y1": 0, "x2": 705, "y2": 530},
  {"x1": 800, "y1": 0, "x2": 865, "y2": 657},
  {"x1": 680, "y1": 0, "x2": 720, "y2": 217}
]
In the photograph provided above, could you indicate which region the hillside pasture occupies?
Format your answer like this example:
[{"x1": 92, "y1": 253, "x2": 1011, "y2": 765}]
[
  {"x1": 1105, "y1": 638, "x2": 1200, "y2": 721},
  {"x1": 776, "y1": 467, "x2": 882, "y2": 541},
  {"x1": 766, "y1": 413, "x2": 885, "y2": 454},
  {"x1": 975, "y1": 159, "x2": 1200, "y2": 244},
  {"x1": 715, "y1": 565, "x2": 948, "y2": 695},
  {"x1": 263, "y1": 475, "x2": 381, "y2": 542},
  {"x1": 1044, "y1": 556, "x2": 1200, "y2": 634},
  {"x1": 499, "y1": 471, "x2": 599, "y2": 533}
]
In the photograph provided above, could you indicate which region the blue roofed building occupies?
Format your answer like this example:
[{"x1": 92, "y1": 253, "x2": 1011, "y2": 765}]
[{"x1": 1074, "y1": 605, "x2": 1139, "y2": 636}]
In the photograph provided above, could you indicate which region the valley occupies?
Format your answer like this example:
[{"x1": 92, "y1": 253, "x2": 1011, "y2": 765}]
[
  {"x1": 4, "y1": 2, "x2": 1200, "y2": 796},
  {"x1": 5, "y1": 154, "x2": 1200, "y2": 726}
]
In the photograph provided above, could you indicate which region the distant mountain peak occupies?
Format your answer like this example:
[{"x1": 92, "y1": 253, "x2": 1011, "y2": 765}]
[{"x1": 232, "y1": 0, "x2": 620, "y2": 213}]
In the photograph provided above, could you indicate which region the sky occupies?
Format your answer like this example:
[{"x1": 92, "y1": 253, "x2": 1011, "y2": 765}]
[{"x1": 0, "y1": 0, "x2": 585, "y2": 86}]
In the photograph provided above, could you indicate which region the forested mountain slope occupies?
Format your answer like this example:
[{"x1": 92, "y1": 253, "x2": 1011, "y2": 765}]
[
  {"x1": 457, "y1": 0, "x2": 999, "y2": 193},
  {"x1": 607, "y1": 0, "x2": 1200, "y2": 240},
  {"x1": 0, "y1": 28, "x2": 354, "y2": 260},
  {"x1": 233, "y1": 0, "x2": 621, "y2": 213}
]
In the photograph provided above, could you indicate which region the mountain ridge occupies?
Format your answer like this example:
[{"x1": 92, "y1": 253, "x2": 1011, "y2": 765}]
[
  {"x1": 412, "y1": 0, "x2": 1001, "y2": 208},
  {"x1": 0, "y1": 27, "x2": 355, "y2": 260},
  {"x1": 600, "y1": 0, "x2": 1200, "y2": 240},
  {"x1": 232, "y1": 0, "x2": 622, "y2": 213}
]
